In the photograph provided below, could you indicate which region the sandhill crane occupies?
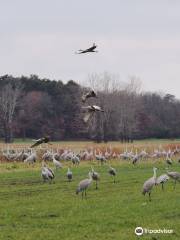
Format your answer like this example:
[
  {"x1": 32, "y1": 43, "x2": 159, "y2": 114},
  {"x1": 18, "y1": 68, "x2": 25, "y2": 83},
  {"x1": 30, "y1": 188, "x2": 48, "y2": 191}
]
[
  {"x1": 166, "y1": 171, "x2": 180, "y2": 189},
  {"x1": 156, "y1": 174, "x2": 169, "y2": 191},
  {"x1": 90, "y1": 167, "x2": 100, "y2": 189},
  {"x1": 13, "y1": 150, "x2": 24, "y2": 161},
  {"x1": 67, "y1": 168, "x2": 73, "y2": 182},
  {"x1": 52, "y1": 155, "x2": 62, "y2": 170},
  {"x1": 104, "y1": 147, "x2": 112, "y2": 160},
  {"x1": 119, "y1": 149, "x2": 132, "y2": 160},
  {"x1": 24, "y1": 152, "x2": 36, "y2": 164},
  {"x1": 42, "y1": 150, "x2": 53, "y2": 161},
  {"x1": 142, "y1": 167, "x2": 157, "y2": 201},
  {"x1": 72, "y1": 154, "x2": 80, "y2": 165},
  {"x1": 75, "y1": 43, "x2": 98, "y2": 54},
  {"x1": 95, "y1": 149, "x2": 106, "y2": 165},
  {"x1": 82, "y1": 90, "x2": 97, "y2": 103},
  {"x1": 173, "y1": 145, "x2": 180, "y2": 155},
  {"x1": 76, "y1": 173, "x2": 93, "y2": 199},
  {"x1": 82, "y1": 105, "x2": 104, "y2": 123},
  {"x1": 41, "y1": 163, "x2": 55, "y2": 183},
  {"x1": 166, "y1": 155, "x2": 173, "y2": 166},
  {"x1": 84, "y1": 149, "x2": 93, "y2": 161},
  {"x1": 3, "y1": 147, "x2": 19, "y2": 161},
  {"x1": 53, "y1": 152, "x2": 61, "y2": 161},
  {"x1": 96, "y1": 155, "x2": 106, "y2": 165},
  {"x1": 132, "y1": 150, "x2": 139, "y2": 165},
  {"x1": 112, "y1": 152, "x2": 117, "y2": 159},
  {"x1": 132, "y1": 156, "x2": 139, "y2": 165},
  {"x1": 108, "y1": 166, "x2": 116, "y2": 183},
  {"x1": 167, "y1": 148, "x2": 173, "y2": 158},
  {"x1": 139, "y1": 149, "x2": 148, "y2": 159},
  {"x1": 30, "y1": 136, "x2": 51, "y2": 148},
  {"x1": 63, "y1": 151, "x2": 74, "y2": 161},
  {"x1": 161, "y1": 149, "x2": 167, "y2": 157},
  {"x1": 60, "y1": 149, "x2": 69, "y2": 160}
]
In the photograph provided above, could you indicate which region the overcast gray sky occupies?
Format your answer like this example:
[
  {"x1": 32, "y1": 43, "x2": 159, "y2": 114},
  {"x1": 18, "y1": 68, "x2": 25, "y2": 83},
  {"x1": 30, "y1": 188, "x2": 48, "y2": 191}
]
[{"x1": 0, "y1": 0, "x2": 180, "y2": 96}]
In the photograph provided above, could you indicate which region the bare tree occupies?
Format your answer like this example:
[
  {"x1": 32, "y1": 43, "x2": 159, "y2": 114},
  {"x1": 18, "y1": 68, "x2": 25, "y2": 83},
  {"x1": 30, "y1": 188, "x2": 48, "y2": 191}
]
[{"x1": 0, "y1": 83, "x2": 22, "y2": 142}]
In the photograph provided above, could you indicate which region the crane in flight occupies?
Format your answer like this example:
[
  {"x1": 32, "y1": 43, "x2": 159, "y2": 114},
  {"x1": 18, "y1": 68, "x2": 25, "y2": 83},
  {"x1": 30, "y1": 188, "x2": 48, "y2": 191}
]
[
  {"x1": 30, "y1": 136, "x2": 52, "y2": 148},
  {"x1": 75, "y1": 43, "x2": 98, "y2": 54},
  {"x1": 82, "y1": 105, "x2": 104, "y2": 123}
]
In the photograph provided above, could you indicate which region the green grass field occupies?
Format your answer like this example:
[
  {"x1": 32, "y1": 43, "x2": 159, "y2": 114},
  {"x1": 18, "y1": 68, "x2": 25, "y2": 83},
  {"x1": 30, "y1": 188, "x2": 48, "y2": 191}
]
[{"x1": 0, "y1": 160, "x2": 179, "y2": 240}]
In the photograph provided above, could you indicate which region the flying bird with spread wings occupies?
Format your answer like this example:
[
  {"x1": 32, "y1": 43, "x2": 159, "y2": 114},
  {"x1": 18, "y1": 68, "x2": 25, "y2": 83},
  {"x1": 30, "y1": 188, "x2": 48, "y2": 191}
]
[
  {"x1": 82, "y1": 105, "x2": 104, "y2": 123},
  {"x1": 75, "y1": 43, "x2": 98, "y2": 54},
  {"x1": 30, "y1": 136, "x2": 52, "y2": 148},
  {"x1": 82, "y1": 90, "x2": 97, "y2": 103}
]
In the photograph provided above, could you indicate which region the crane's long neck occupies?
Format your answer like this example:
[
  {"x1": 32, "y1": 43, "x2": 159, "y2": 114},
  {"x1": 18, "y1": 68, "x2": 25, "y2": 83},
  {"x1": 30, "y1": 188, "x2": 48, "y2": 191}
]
[
  {"x1": 153, "y1": 168, "x2": 157, "y2": 179},
  {"x1": 88, "y1": 172, "x2": 93, "y2": 181}
]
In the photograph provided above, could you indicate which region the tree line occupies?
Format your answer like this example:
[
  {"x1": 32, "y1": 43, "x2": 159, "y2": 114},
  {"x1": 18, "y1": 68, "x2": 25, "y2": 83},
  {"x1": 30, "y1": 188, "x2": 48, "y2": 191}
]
[{"x1": 0, "y1": 73, "x2": 180, "y2": 143}]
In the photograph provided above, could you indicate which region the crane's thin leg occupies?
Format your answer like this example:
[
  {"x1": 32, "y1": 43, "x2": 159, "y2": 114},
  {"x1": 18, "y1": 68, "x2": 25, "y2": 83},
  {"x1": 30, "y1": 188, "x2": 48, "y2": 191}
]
[
  {"x1": 149, "y1": 192, "x2": 151, "y2": 201},
  {"x1": 114, "y1": 176, "x2": 116, "y2": 183},
  {"x1": 96, "y1": 181, "x2": 98, "y2": 190},
  {"x1": 82, "y1": 191, "x2": 84, "y2": 199},
  {"x1": 85, "y1": 189, "x2": 87, "y2": 198},
  {"x1": 174, "y1": 180, "x2": 176, "y2": 190},
  {"x1": 162, "y1": 183, "x2": 164, "y2": 191}
]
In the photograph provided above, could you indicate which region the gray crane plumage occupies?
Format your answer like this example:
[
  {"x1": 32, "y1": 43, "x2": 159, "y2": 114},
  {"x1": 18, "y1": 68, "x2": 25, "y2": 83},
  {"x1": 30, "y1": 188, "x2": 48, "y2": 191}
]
[
  {"x1": 156, "y1": 174, "x2": 169, "y2": 191},
  {"x1": 90, "y1": 167, "x2": 100, "y2": 189},
  {"x1": 76, "y1": 173, "x2": 92, "y2": 199},
  {"x1": 108, "y1": 166, "x2": 116, "y2": 183},
  {"x1": 67, "y1": 168, "x2": 73, "y2": 182},
  {"x1": 41, "y1": 164, "x2": 55, "y2": 183},
  {"x1": 166, "y1": 171, "x2": 180, "y2": 189},
  {"x1": 52, "y1": 155, "x2": 62, "y2": 170},
  {"x1": 82, "y1": 90, "x2": 97, "y2": 103},
  {"x1": 166, "y1": 158, "x2": 173, "y2": 166},
  {"x1": 142, "y1": 167, "x2": 157, "y2": 201},
  {"x1": 82, "y1": 105, "x2": 104, "y2": 123},
  {"x1": 24, "y1": 152, "x2": 36, "y2": 164}
]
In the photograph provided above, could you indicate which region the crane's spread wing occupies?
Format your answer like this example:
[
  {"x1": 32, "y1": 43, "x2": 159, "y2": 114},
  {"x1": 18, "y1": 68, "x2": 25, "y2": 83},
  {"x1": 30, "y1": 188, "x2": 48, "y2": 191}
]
[
  {"x1": 30, "y1": 142, "x2": 41, "y2": 148},
  {"x1": 86, "y1": 45, "x2": 96, "y2": 51},
  {"x1": 75, "y1": 44, "x2": 97, "y2": 54},
  {"x1": 30, "y1": 139, "x2": 43, "y2": 148},
  {"x1": 75, "y1": 49, "x2": 88, "y2": 54}
]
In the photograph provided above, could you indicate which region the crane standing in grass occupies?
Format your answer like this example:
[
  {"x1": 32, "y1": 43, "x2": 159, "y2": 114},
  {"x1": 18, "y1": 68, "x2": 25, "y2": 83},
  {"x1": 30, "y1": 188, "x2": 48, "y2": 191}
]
[
  {"x1": 52, "y1": 155, "x2": 62, "y2": 170},
  {"x1": 67, "y1": 168, "x2": 73, "y2": 182},
  {"x1": 90, "y1": 167, "x2": 100, "y2": 189},
  {"x1": 166, "y1": 171, "x2": 180, "y2": 189},
  {"x1": 24, "y1": 152, "x2": 36, "y2": 164},
  {"x1": 156, "y1": 174, "x2": 169, "y2": 191},
  {"x1": 76, "y1": 172, "x2": 93, "y2": 199},
  {"x1": 41, "y1": 163, "x2": 55, "y2": 183},
  {"x1": 142, "y1": 167, "x2": 158, "y2": 201},
  {"x1": 108, "y1": 166, "x2": 117, "y2": 183},
  {"x1": 166, "y1": 155, "x2": 173, "y2": 167}
]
